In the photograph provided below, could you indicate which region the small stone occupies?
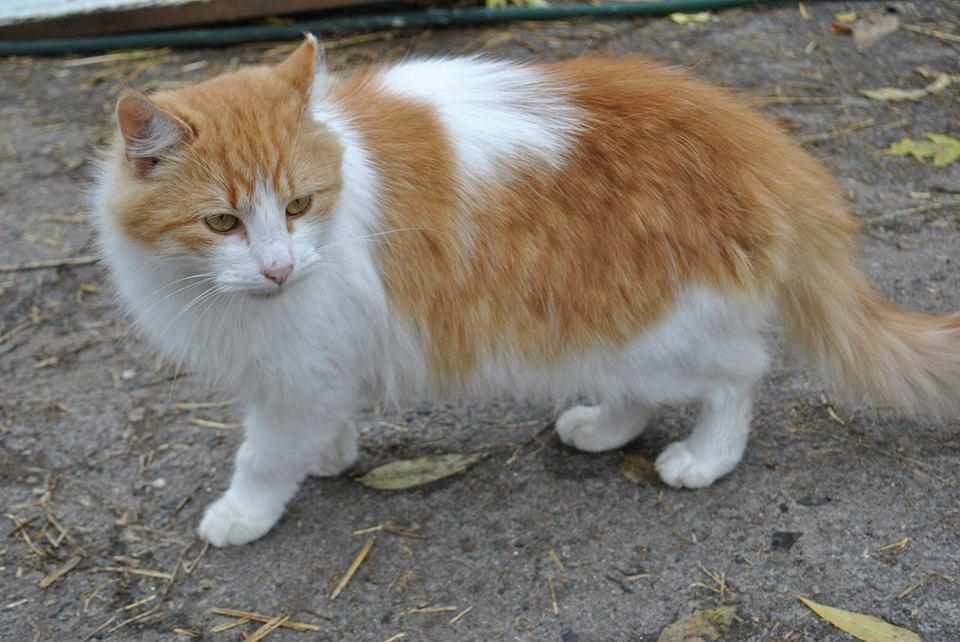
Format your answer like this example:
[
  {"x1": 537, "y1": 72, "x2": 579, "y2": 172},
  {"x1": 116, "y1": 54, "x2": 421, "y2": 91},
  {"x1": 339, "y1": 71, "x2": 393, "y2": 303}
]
[{"x1": 771, "y1": 531, "x2": 803, "y2": 551}]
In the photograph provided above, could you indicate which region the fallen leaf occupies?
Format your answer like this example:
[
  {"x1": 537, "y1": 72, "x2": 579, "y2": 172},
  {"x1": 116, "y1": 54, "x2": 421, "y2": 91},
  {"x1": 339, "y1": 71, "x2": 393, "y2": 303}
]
[
  {"x1": 799, "y1": 598, "x2": 921, "y2": 642},
  {"x1": 926, "y1": 134, "x2": 960, "y2": 167},
  {"x1": 853, "y1": 13, "x2": 899, "y2": 49},
  {"x1": 924, "y1": 74, "x2": 951, "y2": 94},
  {"x1": 356, "y1": 454, "x2": 483, "y2": 490},
  {"x1": 657, "y1": 607, "x2": 737, "y2": 642},
  {"x1": 886, "y1": 134, "x2": 960, "y2": 168},
  {"x1": 669, "y1": 12, "x2": 711, "y2": 25},
  {"x1": 620, "y1": 454, "x2": 658, "y2": 485},
  {"x1": 834, "y1": 11, "x2": 857, "y2": 23},
  {"x1": 861, "y1": 87, "x2": 928, "y2": 101},
  {"x1": 861, "y1": 75, "x2": 951, "y2": 102}
]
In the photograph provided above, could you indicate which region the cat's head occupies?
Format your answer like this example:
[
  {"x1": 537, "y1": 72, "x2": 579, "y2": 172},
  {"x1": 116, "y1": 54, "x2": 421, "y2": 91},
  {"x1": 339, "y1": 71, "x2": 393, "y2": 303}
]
[{"x1": 99, "y1": 35, "x2": 343, "y2": 295}]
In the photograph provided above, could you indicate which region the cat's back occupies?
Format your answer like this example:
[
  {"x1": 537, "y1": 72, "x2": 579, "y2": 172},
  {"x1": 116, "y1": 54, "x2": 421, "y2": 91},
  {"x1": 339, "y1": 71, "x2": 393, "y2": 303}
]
[{"x1": 325, "y1": 55, "x2": 835, "y2": 385}]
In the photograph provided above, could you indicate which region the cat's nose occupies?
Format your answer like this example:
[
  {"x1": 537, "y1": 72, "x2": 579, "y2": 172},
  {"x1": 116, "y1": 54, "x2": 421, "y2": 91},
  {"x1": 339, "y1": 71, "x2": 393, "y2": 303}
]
[{"x1": 261, "y1": 262, "x2": 293, "y2": 286}]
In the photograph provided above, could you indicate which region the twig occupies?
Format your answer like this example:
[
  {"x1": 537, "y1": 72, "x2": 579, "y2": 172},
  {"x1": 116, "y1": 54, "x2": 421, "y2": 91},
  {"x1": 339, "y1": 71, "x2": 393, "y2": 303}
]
[
  {"x1": 0, "y1": 321, "x2": 33, "y2": 345},
  {"x1": 403, "y1": 605, "x2": 458, "y2": 616},
  {"x1": 864, "y1": 200, "x2": 960, "y2": 226},
  {"x1": 189, "y1": 417, "x2": 240, "y2": 430},
  {"x1": 548, "y1": 578, "x2": 559, "y2": 615},
  {"x1": 175, "y1": 400, "x2": 233, "y2": 411},
  {"x1": 799, "y1": 119, "x2": 876, "y2": 145},
  {"x1": 208, "y1": 608, "x2": 320, "y2": 632},
  {"x1": 97, "y1": 566, "x2": 174, "y2": 581},
  {"x1": 61, "y1": 49, "x2": 170, "y2": 67},
  {"x1": 754, "y1": 96, "x2": 843, "y2": 106},
  {"x1": 103, "y1": 605, "x2": 162, "y2": 636},
  {"x1": 330, "y1": 538, "x2": 375, "y2": 600},
  {"x1": 903, "y1": 24, "x2": 960, "y2": 44},
  {"x1": 38, "y1": 555, "x2": 82, "y2": 589},
  {"x1": 244, "y1": 614, "x2": 289, "y2": 642},
  {"x1": 448, "y1": 606, "x2": 473, "y2": 625},
  {"x1": 0, "y1": 256, "x2": 98, "y2": 273}
]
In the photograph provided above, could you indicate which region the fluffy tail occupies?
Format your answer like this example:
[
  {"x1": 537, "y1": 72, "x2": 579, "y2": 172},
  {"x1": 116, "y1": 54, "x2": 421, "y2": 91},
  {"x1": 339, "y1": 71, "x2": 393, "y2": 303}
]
[{"x1": 779, "y1": 248, "x2": 960, "y2": 419}]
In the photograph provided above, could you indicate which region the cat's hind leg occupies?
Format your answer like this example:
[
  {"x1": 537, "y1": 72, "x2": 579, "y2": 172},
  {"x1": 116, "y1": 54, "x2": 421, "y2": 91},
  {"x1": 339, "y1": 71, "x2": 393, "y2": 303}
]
[
  {"x1": 655, "y1": 341, "x2": 767, "y2": 489},
  {"x1": 556, "y1": 400, "x2": 656, "y2": 452},
  {"x1": 199, "y1": 403, "x2": 356, "y2": 547}
]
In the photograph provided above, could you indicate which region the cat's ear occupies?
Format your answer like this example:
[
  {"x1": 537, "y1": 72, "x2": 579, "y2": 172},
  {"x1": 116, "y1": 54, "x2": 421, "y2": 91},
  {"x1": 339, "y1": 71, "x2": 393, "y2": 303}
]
[
  {"x1": 115, "y1": 90, "x2": 192, "y2": 177},
  {"x1": 276, "y1": 33, "x2": 330, "y2": 102}
]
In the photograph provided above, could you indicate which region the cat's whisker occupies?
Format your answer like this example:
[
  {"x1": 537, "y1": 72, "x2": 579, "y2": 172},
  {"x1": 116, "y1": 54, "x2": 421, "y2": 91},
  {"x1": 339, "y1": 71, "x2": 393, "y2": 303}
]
[{"x1": 318, "y1": 227, "x2": 437, "y2": 253}]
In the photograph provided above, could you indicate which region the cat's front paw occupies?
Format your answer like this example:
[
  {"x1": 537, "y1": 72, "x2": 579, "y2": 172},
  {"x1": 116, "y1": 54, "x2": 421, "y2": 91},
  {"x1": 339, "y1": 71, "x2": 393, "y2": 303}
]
[
  {"x1": 655, "y1": 441, "x2": 737, "y2": 489},
  {"x1": 198, "y1": 495, "x2": 281, "y2": 547}
]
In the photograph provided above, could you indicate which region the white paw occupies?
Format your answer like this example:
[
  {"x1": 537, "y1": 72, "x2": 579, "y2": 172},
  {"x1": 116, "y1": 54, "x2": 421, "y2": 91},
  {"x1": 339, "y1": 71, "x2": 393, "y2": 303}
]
[
  {"x1": 308, "y1": 428, "x2": 359, "y2": 477},
  {"x1": 556, "y1": 405, "x2": 632, "y2": 453},
  {"x1": 557, "y1": 406, "x2": 609, "y2": 452},
  {"x1": 198, "y1": 495, "x2": 281, "y2": 547},
  {"x1": 655, "y1": 441, "x2": 737, "y2": 489}
]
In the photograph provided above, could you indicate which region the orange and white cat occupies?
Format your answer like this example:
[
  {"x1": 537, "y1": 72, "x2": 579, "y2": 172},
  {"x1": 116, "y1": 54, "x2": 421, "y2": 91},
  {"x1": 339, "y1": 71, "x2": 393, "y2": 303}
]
[{"x1": 93, "y1": 36, "x2": 960, "y2": 547}]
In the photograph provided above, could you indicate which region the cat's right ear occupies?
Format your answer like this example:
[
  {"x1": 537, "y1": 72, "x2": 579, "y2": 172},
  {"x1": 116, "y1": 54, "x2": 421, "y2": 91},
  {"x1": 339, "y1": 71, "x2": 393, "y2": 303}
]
[{"x1": 115, "y1": 90, "x2": 192, "y2": 177}]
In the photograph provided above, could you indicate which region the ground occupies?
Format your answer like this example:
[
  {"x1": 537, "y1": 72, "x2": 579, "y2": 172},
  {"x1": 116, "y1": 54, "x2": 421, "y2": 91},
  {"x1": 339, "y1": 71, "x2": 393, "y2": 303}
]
[{"x1": 2, "y1": 1, "x2": 960, "y2": 641}]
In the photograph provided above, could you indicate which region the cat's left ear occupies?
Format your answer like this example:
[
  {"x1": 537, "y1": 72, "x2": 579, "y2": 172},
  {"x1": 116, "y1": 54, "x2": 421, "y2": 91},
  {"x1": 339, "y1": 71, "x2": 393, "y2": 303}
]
[{"x1": 276, "y1": 33, "x2": 330, "y2": 102}]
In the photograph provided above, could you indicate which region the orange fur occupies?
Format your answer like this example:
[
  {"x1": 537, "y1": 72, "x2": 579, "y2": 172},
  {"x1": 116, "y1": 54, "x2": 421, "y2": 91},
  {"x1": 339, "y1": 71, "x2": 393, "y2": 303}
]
[
  {"x1": 107, "y1": 39, "x2": 342, "y2": 253},
  {"x1": 334, "y1": 58, "x2": 799, "y2": 382}
]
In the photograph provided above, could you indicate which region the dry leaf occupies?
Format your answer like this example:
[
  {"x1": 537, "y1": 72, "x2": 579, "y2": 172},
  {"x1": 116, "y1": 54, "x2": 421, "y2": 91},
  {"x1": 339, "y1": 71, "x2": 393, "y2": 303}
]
[
  {"x1": 861, "y1": 75, "x2": 951, "y2": 102},
  {"x1": 834, "y1": 12, "x2": 857, "y2": 23},
  {"x1": 620, "y1": 454, "x2": 658, "y2": 485},
  {"x1": 799, "y1": 598, "x2": 921, "y2": 642},
  {"x1": 356, "y1": 454, "x2": 483, "y2": 490},
  {"x1": 657, "y1": 607, "x2": 737, "y2": 642},
  {"x1": 669, "y1": 12, "x2": 711, "y2": 25},
  {"x1": 853, "y1": 13, "x2": 899, "y2": 49},
  {"x1": 886, "y1": 134, "x2": 960, "y2": 168},
  {"x1": 861, "y1": 87, "x2": 928, "y2": 101}
]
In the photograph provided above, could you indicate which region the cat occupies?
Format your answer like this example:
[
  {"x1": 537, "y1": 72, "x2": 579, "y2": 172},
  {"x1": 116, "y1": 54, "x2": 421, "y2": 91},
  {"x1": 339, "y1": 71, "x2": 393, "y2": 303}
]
[{"x1": 92, "y1": 35, "x2": 960, "y2": 547}]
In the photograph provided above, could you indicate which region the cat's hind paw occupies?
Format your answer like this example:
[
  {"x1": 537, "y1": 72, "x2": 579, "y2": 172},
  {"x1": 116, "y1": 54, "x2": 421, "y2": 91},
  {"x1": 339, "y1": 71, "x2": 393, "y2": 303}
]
[
  {"x1": 556, "y1": 405, "x2": 613, "y2": 452},
  {"x1": 655, "y1": 441, "x2": 737, "y2": 489},
  {"x1": 198, "y1": 495, "x2": 281, "y2": 547},
  {"x1": 308, "y1": 426, "x2": 359, "y2": 477}
]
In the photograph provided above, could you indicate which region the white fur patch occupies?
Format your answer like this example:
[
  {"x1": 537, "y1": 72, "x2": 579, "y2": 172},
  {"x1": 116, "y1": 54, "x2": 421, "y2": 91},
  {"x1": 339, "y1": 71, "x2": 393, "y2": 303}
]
[{"x1": 379, "y1": 58, "x2": 582, "y2": 184}]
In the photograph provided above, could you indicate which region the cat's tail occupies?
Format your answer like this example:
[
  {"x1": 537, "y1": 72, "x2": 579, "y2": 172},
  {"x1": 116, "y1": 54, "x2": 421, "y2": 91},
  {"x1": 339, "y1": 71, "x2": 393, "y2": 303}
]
[{"x1": 778, "y1": 232, "x2": 960, "y2": 419}]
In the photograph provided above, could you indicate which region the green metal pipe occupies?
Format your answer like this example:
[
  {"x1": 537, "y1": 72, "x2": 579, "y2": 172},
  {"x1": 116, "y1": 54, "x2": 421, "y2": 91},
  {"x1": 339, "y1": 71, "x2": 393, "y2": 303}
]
[{"x1": 1, "y1": 0, "x2": 784, "y2": 57}]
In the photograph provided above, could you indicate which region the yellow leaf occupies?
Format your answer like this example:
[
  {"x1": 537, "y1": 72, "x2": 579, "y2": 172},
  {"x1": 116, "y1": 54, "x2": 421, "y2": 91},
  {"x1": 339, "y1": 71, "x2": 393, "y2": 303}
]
[
  {"x1": 861, "y1": 87, "x2": 927, "y2": 101},
  {"x1": 355, "y1": 453, "x2": 483, "y2": 490},
  {"x1": 620, "y1": 453, "x2": 658, "y2": 485},
  {"x1": 861, "y1": 75, "x2": 951, "y2": 102},
  {"x1": 799, "y1": 598, "x2": 921, "y2": 642},
  {"x1": 885, "y1": 134, "x2": 960, "y2": 168},
  {"x1": 835, "y1": 11, "x2": 858, "y2": 23},
  {"x1": 669, "y1": 12, "x2": 711, "y2": 25},
  {"x1": 924, "y1": 74, "x2": 951, "y2": 94},
  {"x1": 926, "y1": 134, "x2": 960, "y2": 167}
]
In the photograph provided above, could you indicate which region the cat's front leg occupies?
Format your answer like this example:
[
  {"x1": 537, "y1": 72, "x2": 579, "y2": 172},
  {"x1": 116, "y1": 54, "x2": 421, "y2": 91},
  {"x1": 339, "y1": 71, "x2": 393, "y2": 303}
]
[{"x1": 199, "y1": 402, "x2": 357, "y2": 547}]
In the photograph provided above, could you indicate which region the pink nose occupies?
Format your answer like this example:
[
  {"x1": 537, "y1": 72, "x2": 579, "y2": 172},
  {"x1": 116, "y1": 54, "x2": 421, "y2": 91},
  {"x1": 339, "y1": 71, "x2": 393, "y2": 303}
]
[{"x1": 261, "y1": 262, "x2": 293, "y2": 286}]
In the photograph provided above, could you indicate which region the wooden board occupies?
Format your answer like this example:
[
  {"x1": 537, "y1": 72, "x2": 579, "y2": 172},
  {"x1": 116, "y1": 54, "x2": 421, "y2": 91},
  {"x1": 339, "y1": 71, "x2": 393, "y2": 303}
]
[{"x1": 0, "y1": 0, "x2": 387, "y2": 40}]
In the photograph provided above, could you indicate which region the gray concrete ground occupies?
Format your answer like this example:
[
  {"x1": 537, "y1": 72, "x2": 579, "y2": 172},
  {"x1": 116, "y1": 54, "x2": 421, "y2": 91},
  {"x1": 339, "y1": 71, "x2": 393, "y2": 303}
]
[{"x1": 2, "y1": 1, "x2": 959, "y2": 640}]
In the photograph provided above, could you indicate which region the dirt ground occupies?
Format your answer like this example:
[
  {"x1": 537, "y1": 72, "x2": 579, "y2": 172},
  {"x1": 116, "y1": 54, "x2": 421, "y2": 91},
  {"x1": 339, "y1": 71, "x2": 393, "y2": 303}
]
[{"x1": 2, "y1": 1, "x2": 960, "y2": 640}]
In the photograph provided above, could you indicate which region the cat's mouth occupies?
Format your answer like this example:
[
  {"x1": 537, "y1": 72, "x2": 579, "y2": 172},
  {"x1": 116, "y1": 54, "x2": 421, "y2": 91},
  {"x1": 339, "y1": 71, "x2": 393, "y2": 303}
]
[{"x1": 247, "y1": 289, "x2": 284, "y2": 300}]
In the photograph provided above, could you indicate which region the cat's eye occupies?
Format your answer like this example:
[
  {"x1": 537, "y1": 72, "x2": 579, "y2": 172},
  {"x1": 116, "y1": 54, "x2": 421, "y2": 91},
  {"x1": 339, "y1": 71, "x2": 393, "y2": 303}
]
[
  {"x1": 204, "y1": 213, "x2": 240, "y2": 233},
  {"x1": 286, "y1": 195, "x2": 312, "y2": 217}
]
